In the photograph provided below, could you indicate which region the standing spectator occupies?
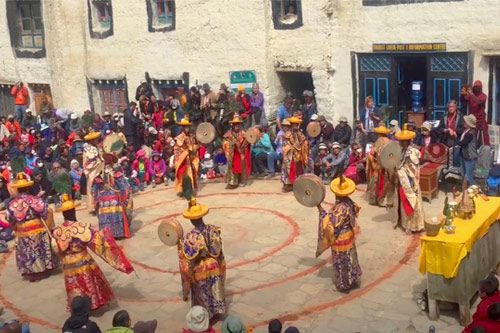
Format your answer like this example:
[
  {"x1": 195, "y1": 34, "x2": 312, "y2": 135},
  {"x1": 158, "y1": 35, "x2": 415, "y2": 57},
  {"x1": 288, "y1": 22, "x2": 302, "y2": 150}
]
[
  {"x1": 359, "y1": 96, "x2": 381, "y2": 142},
  {"x1": 105, "y1": 310, "x2": 133, "y2": 333},
  {"x1": 235, "y1": 86, "x2": 252, "y2": 129},
  {"x1": 461, "y1": 80, "x2": 490, "y2": 146},
  {"x1": 5, "y1": 114, "x2": 21, "y2": 139},
  {"x1": 317, "y1": 115, "x2": 335, "y2": 144},
  {"x1": 188, "y1": 86, "x2": 203, "y2": 128},
  {"x1": 200, "y1": 83, "x2": 217, "y2": 123},
  {"x1": 101, "y1": 112, "x2": 116, "y2": 135},
  {"x1": 67, "y1": 113, "x2": 83, "y2": 134},
  {"x1": 251, "y1": 125, "x2": 276, "y2": 178},
  {"x1": 436, "y1": 100, "x2": 464, "y2": 167},
  {"x1": 124, "y1": 102, "x2": 143, "y2": 151},
  {"x1": 150, "y1": 98, "x2": 164, "y2": 131},
  {"x1": 301, "y1": 90, "x2": 318, "y2": 132},
  {"x1": 352, "y1": 120, "x2": 368, "y2": 151},
  {"x1": 62, "y1": 296, "x2": 102, "y2": 333},
  {"x1": 459, "y1": 115, "x2": 479, "y2": 186},
  {"x1": 0, "y1": 117, "x2": 10, "y2": 142},
  {"x1": 22, "y1": 109, "x2": 37, "y2": 129},
  {"x1": 132, "y1": 149, "x2": 149, "y2": 190},
  {"x1": 70, "y1": 159, "x2": 83, "y2": 199},
  {"x1": 182, "y1": 306, "x2": 216, "y2": 333},
  {"x1": 135, "y1": 79, "x2": 153, "y2": 101},
  {"x1": 10, "y1": 81, "x2": 29, "y2": 124},
  {"x1": 333, "y1": 116, "x2": 352, "y2": 147},
  {"x1": 388, "y1": 119, "x2": 400, "y2": 140},
  {"x1": 81, "y1": 110, "x2": 94, "y2": 130},
  {"x1": 276, "y1": 97, "x2": 294, "y2": 131},
  {"x1": 250, "y1": 83, "x2": 264, "y2": 126}
]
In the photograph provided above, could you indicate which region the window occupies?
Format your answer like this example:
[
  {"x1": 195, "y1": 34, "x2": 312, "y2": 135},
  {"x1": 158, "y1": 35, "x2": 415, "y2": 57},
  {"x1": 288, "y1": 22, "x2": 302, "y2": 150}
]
[
  {"x1": 271, "y1": 0, "x2": 303, "y2": 30},
  {"x1": 90, "y1": 80, "x2": 128, "y2": 115},
  {"x1": 362, "y1": 0, "x2": 463, "y2": 6},
  {"x1": 6, "y1": 1, "x2": 46, "y2": 58},
  {"x1": 0, "y1": 84, "x2": 16, "y2": 117},
  {"x1": 88, "y1": 0, "x2": 113, "y2": 39},
  {"x1": 147, "y1": 0, "x2": 175, "y2": 32}
]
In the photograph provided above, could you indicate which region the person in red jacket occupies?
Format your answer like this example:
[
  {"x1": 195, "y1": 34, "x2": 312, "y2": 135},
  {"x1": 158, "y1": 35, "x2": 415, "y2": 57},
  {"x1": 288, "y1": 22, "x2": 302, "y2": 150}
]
[
  {"x1": 461, "y1": 80, "x2": 490, "y2": 146},
  {"x1": 10, "y1": 82, "x2": 29, "y2": 124},
  {"x1": 472, "y1": 274, "x2": 500, "y2": 322},
  {"x1": 235, "y1": 85, "x2": 252, "y2": 129},
  {"x1": 5, "y1": 115, "x2": 21, "y2": 140}
]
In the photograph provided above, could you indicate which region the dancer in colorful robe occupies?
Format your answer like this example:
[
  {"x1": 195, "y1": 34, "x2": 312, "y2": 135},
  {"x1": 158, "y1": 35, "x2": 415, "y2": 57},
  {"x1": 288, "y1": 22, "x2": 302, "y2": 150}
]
[
  {"x1": 392, "y1": 124, "x2": 425, "y2": 233},
  {"x1": 281, "y1": 116, "x2": 309, "y2": 192},
  {"x1": 95, "y1": 180, "x2": 131, "y2": 239},
  {"x1": 83, "y1": 131, "x2": 104, "y2": 213},
  {"x1": 174, "y1": 117, "x2": 199, "y2": 198},
  {"x1": 6, "y1": 172, "x2": 57, "y2": 281},
  {"x1": 178, "y1": 199, "x2": 226, "y2": 323},
  {"x1": 52, "y1": 195, "x2": 134, "y2": 310},
  {"x1": 223, "y1": 115, "x2": 251, "y2": 189},
  {"x1": 316, "y1": 176, "x2": 362, "y2": 292},
  {"x1": 366, "y1": 124, "x2": 391, "y2": 206}
]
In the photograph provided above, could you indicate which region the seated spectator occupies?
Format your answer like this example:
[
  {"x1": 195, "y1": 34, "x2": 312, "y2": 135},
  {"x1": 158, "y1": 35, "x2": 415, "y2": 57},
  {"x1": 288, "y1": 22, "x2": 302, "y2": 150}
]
[
  {"x1": 313, "y1": 143, "x2": 331, "y2": 182},
  {"x1": 463, "y1": 302, "x2": 500, "y2": 333},
  {"x1": 105, "y1": 310, "x2": 133, "y2": 333},
  {"x1": 352, "y1": 120, "x2": 368, "y2": 151},
  {"x1": 200, "y1": 153, "x2": 216, "y2": 181},
  {"x1": 221, "y1": 315, "x2": 246, "y2": 333},
  {"x1": 31, "y1": 168, "x2": 51, "y2": 200},
  {"x1": 268, "y1": 319, "x2": 282, "y2": 333},
  {"x1": 70, "y1": 159, "x2": 83, "y2": 199},
  {"x1": 182, "y1": 306, "x2": 216, "y2": 333},
  {"x1": 132, "y1": 149, "x2": 150, "y2": 191},
  {"x1": 473, "y1": 274, "x2": 500, "y2": 322},
  {"x1": 214, "y1": 148, "x2": 227, "y2": 177},
  {"x1": 251, "y1": 126, "x2": 276, "y2": 179},
  {"x1": 148, "y1": 152, "x2": 167, "y2": 188},
  {"x1": 62, "y1": 296, "x2": 102, "y2": 333},
  {"x1": 487, "y1": 165, "x2": 500, "y2": 196},
  {"x1": 119, "y1": 157, "x2": 139, "y2": 193},
  {"x1": 133, "y1": 320, "x2": 157, "y2": 333},
  {"x1": 333, "y1": 116, "x2": 352, "y2": 147},
  {"x1": 328, "y1": 142, "x2": 348, "y2": 181},
  {"x1": 345, "y1": 142, "x2": 366, "y2": 184},
  {"x1": 416, "y1": 121, "x2": 434, "y2": 149}
]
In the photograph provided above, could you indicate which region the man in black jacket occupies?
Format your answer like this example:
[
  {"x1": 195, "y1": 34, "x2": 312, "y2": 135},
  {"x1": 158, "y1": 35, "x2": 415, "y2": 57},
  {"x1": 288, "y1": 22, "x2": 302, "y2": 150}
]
[
  {"x1": 62, "y1": 296, "x2": 102, "y2": 333},
  {"x1": 333, "y1": 116, "x2": 352, "y2": 147},
  {"x1": 135, "y1": 80, "x2": 153, "y2": 101},
  {"x1": 123, "y1": 102, "x2": 143, "y2": 151}
]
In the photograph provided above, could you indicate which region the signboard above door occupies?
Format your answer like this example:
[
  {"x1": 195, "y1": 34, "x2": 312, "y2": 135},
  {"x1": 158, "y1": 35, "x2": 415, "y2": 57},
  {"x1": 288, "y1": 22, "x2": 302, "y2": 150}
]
[
  {"x1": 373, "y1": 43, "x2": 446, "y2": 52},
  {"x1": 229, "y1": 70, "x2": 257, "y2": 93}
]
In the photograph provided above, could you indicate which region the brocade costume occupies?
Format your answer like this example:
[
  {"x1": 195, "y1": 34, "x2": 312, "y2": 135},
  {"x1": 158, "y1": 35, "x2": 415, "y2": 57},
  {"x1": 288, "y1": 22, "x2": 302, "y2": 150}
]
[
  {"x1": 174, "y1": 132, "x2": 199, "y2": 195},
  {"x1": 317, "y1": 197, "x2": 362, "y2": 291},
  {"x1": 6, "y1": 194, "x2": 57, "y2": 277},
  {"x1": 83, "y1": 143, "x2": 104, "y2": 211},
  {"x1": 178, "y1": 224, "x2": 226, "y2": 320},
  {"x1": 281, "y1": 130, "x2": 309, "y2": 186},
  {"x1": 52, "y1": 220, "x2": 133, "y2": 310},
  {"x1": 96, "y1": 187, "x2": 131, "y2": 239},
  {"x1": 223, "y1": 130, "x2": 251, "y2": 187}
]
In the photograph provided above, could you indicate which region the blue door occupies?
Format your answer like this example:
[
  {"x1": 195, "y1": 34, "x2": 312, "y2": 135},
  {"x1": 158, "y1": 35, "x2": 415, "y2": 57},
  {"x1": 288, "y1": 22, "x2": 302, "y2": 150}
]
[{"x1": 428, "y1": 53, "x2": 468, "y2": 120}]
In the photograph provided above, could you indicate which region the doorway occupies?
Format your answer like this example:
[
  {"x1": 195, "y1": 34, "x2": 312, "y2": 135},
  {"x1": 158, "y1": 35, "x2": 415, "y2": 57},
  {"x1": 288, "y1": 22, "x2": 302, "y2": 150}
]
[
  {"x1": 396, "y1": 55, "x2": 427, "y2": 111},
  {"x1": 277, "y1": 71, "x2": 315, "y2": 101}
]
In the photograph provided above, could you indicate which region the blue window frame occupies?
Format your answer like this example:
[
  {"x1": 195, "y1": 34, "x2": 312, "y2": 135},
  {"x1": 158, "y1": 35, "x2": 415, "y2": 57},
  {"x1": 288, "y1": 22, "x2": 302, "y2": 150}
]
[
  {"x1": 448, "y1": 78, "x2": 461, "y2": 107},
  {"x1": 433, "y1": 78, "x2": 446, "y2": 109},
  {"x1": 364, "y1": 78, "x2": 376, "y2": 102},
  {"x1": 377, "y1": 78, "x2": 389, "y2": 106}
]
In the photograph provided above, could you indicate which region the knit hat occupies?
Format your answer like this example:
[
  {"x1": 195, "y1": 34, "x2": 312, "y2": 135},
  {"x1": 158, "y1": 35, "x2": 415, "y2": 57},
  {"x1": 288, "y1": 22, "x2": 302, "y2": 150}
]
[{"x1": 221, "y1": 315, "x2": 246, "y2": 333}]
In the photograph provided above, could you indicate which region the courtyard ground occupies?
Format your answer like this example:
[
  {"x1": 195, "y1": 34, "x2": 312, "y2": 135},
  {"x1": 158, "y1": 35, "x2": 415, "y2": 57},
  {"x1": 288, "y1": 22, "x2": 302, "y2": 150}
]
[{"x1": 0, "y1": 179, "x2": 467, "y2": 332}]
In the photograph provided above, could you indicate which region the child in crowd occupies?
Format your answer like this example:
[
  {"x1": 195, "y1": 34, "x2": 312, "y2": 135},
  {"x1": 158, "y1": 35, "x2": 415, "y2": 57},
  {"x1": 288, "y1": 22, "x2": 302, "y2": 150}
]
[
  {"x1": 200, "y1": 153, "x2": 216, "y2": 181},
  {"x1": 69, "y1": 159, "x2": 83, "y2": 200},
  {"x1": 119, "y1": 157, "x2": 139, "y2": 193},
  {"x1": 132, "y1": 149, "x2": 150, "y2": 191},
  {"x1": 148, "y1": 152, "x2": 167, "y2": 187},
  {"x1": 214, "y1": 147, "x2": 227, "y2": 177}
]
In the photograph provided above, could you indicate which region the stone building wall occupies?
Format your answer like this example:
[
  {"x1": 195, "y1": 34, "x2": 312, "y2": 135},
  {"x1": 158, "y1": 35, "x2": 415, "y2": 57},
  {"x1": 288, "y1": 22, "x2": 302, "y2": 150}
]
[{"x1": 1, "y1": 0, "x2": 500, "y2": 123}]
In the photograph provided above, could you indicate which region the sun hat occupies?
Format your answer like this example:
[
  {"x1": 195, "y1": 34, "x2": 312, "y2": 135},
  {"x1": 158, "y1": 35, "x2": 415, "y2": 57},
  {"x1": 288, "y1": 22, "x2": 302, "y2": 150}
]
[
  {"x1": 229, "y1": 115, "x2": 243, "y2": 124},
  {"x1": 339, "y1": 116, "x2": 348, "y2": 123},
  {"x1": 84, "y1": 131, "x2": 101, "y2": 141},
  {"x1": 185, "y1": 306, "x2": 209, "y2": 332},
  {"x1": 221, "y1": 315, "x2": 247, "y2": 333},
  {"x1": 302, "y1": 90, "x2": 314, "y2": 97},
  {"x1": 202, "y1": 83, "x2": 210, "y2": 90},
  {"x1": 25, "y1": 108, "x2": 32, "y2": 114},
  {"x1": 204, "y1": 153, "x2": 211, "y2": 159},
  {"x1": 287, "y1": 116, "x2": 302, "y2": 124},
  {"x1": 70, "y1": 113, "x2": 78, "y2": 120},
  {"x1": 148, "y1": 127, "x2": 158, "y2": 135},
  {"x1": 395, "y1": 123, "x2": 416, "y2": 141},
  {"x1": 421, "y1": 121, "x2": 432, "y2": 132},
  {"x1": 463, "y1": 114, "x2": 477, "y2": 128},
  {"x1": 57, "y1": 194, "x2": 77, "y2": 212},
  {"x1": 389, "y1": 119, "x2": 399, "y2": 127},
  {"x1": 310, "y1": 114, "x2": 318, "y2": 121},
  {"x1": 318, "y1": 143, "x2": 328, "y2": 150},
  {"x1": 103, "y1": 111, "x2": 111, "y2": 117},
  {"x1": 317, "y1": 115, "x2": 326, "y2": 122},
  {"x1": 183, "y1": 199, "x2": 209, "y2": 220},
  {"x1": 10, "y1": 172, "x2": 33, "y2": 189},
  {"x1": 373, "y1": 124, "x2": 391, "y2": 135},
  {"x1": 7, "y1": 114, "x2": 14, "y2": 119},
  {"x1": 331, "y1": 142, "x2": 341, "y2": 149},
  {"x1": 177, "y1": 117, "x2": 192, "y2": 126},
  {"x1": 330, "y1": 176, "x2": 356, "y2": 197}
]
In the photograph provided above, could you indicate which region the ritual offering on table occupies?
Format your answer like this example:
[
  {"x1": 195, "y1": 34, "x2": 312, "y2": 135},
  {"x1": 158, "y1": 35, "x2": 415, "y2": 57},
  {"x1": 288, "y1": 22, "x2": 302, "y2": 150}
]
[
  {"x1": 424, "y1": 216, "x2": 442, "y2": 237},
  {"x1": 457, "y1": 180, "x2": 475, "y2": 220}
]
